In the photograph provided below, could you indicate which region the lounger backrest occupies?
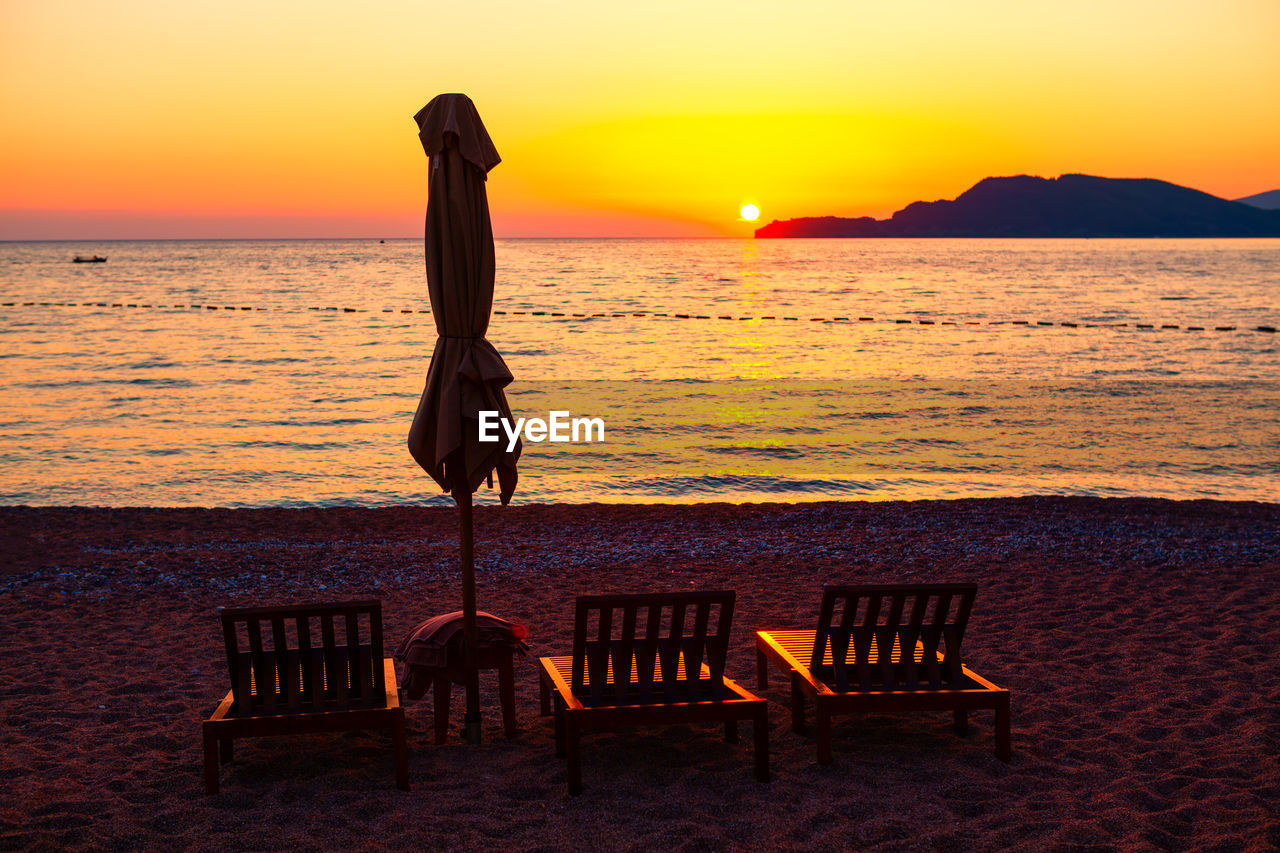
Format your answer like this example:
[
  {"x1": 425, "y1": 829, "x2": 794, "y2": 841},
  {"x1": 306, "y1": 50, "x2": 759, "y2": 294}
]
[
  {"x1": 570, "y1": 591, "x2": 735, "y2": 705},
  {"x1": 220, "y1": 599, "x2": 387, "y2": 714},
  {"x1": 811, "y1": 584, "x2": 976, "y2": 692}
]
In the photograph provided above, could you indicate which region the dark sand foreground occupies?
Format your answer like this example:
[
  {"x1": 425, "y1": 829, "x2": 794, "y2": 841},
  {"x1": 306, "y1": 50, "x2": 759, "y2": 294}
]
[{"x1": 2, "y1": 498, "x2": 1278, "y2": 851}]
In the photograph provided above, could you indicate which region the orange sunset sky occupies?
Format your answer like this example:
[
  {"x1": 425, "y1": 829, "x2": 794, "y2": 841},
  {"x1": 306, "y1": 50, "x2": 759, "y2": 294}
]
[{"x1": 2, "y1": 0, "x2": 1278, "y2": 239}]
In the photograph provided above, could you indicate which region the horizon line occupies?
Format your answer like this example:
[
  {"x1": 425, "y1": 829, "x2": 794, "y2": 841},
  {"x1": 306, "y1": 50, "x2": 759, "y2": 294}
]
[
  {"x1": 2, "y1": 235, "x2": 747, "y2": 243},
  {"x1": 7, "y1": 235, "x2": 1280, "y2": 244}
]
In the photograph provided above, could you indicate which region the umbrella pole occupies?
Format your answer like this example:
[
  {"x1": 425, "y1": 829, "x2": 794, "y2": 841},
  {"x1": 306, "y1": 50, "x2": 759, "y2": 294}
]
[{"x1": 454, "y1": 486, "x2": 483, "y2": 745}]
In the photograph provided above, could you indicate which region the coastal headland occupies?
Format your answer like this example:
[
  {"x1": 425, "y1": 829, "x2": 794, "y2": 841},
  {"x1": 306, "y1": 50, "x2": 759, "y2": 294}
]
[{"x1": 755, "y1": 174, "x2": 1280, "y2": 238}]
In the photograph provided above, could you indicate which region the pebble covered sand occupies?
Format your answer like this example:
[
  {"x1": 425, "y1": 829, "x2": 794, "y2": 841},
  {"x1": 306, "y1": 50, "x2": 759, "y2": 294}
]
[{"x1": 2, "y1": 497, "x2": 1278, "y2": 851}]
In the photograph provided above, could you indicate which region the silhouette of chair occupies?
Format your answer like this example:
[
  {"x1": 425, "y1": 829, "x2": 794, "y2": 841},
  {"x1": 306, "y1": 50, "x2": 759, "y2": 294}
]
[
  {"x1": 755, "y1": 583, "x2": 1010, "y2": 764},
  {"x1": 203, "y1": 600, "x2": 409, "y2": 794},
  {"x1": 538, "y1": 591, "x2": 769, "y2": 794}
]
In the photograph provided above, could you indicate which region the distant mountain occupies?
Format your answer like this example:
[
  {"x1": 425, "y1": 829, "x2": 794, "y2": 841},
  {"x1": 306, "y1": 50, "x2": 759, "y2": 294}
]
[
  {"x1": 755, "y1": 174, "x2": 1280, "y2": 238},
  {"x1": 1235, "y1": 189, "x2": 1280, "y2": 210}
]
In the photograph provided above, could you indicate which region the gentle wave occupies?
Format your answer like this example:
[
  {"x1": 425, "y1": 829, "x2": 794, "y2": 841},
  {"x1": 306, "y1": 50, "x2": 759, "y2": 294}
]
[{"x1": 613, "y1": 475, "x2": 886, "y2": 496}]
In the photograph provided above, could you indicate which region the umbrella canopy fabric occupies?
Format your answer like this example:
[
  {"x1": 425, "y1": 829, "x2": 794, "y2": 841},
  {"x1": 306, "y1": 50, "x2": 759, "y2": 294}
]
[{"x1": 408, "y1": 93, "x2": 520, "y2": 502}]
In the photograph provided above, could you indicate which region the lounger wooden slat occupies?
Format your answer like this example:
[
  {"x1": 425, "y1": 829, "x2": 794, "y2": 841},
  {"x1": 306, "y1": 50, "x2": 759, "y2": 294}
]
[
  {"x1": 539, "y1": 591, "x2": 769, "y2": 795},
  {"x1": 613, "y1": 606, "x2": 636, "y2": 704},
  {"x1": 244, "y1": 620, "x2": 268, "y2": 713},
  {"x1": 634, "y1": 605, "x2": 658, "y2": 705},
  {"x1": 928, "y1": 592, "x2": 953, "y2": 687},
  {"x1": 663, "y1": 602, "x2": 686, "y2": 703},
  {"x1": 757, "y1": 583, "x2": 1011, "y2": 765},
  {"x1": 369, "y1": 606, "x2": 386, "y2": 698},
  {"x1": 203, "y1": 599, "x2": 408, "y2": 794},
  {"x1": 881, "y1": 593, "x2": 907, "y2": 689},
  {"x1": 688, "y1": 601, "x2": 713, "y2": 701},
  {"x1": 344, "y1": 611, "x2": 362, "y2": 702},
  {"x1": 296, "y1": 616, "x2": 313, "y2": 707},
  {"x1": 587, "y1": 605, "x2": 612, "y2": 707},
  {"x1": 268, "y1": 617, "x2": 288, "y2": 711}
]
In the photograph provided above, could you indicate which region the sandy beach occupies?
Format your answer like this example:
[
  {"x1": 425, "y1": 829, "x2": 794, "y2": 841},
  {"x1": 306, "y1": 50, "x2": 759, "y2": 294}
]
[{"x1": 2, "y1": 497, "x2": 1277, "y2": 851}]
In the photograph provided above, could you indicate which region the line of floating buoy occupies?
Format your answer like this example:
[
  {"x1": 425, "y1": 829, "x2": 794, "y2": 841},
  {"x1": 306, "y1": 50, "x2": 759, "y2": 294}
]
[{"x1": 2, "y1": 301, "x2": 1276, "y2": 333}]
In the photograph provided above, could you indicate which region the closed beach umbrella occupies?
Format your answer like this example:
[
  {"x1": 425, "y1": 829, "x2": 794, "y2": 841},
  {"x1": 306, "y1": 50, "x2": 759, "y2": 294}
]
[{"x1": 408, "y1": 93, "x2": 521, "y2": 744}]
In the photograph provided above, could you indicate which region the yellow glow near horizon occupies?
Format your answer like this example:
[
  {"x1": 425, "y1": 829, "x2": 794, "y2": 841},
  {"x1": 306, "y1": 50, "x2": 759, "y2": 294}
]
[
  {"x1": 740, "y1": 204, "x2": 760, "y2": 222},
  {"x1": 1, "y1": 0, "x2": 1278, "y2": 238}
]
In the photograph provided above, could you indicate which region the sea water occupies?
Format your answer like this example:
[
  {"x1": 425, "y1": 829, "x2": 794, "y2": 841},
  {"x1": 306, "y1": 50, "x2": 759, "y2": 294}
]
[{"x1": 1, "y1": 238, "x2": 1277, "y2": 506}]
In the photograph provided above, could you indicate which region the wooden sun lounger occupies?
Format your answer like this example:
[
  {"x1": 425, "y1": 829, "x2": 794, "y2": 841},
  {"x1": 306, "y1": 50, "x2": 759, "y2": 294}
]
[
  {"x1": 202, "y1": 600, "x2": 409, "y2": 794},
  {"x1": 538, "y1": 591, "x2": 769, "y2": 795},
  {"x1": 755, "y1": 583, "x2": 1010, "y2": 764}
]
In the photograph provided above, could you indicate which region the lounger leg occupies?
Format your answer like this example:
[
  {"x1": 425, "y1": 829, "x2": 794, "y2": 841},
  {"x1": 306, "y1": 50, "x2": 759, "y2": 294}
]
[
  {"x1": 753, "y1": 706, "x2": 770, "y2": 783},
  {"x1": 756, "y1": 648, "x2": 769, "y2": 690},
  {"x1": 995, "y1": 697, "x2": 1011, "y2": 762},
  {"x1": 816, "y1": 703, "x2": 833, "y2": 766},
  {"x1": 554, "y1": 696, "x2": 566, "y2": 759},
  {"x1": 725, "y1": 719, "x2": 739, "y2": 743},
  {"x1": 566, "y1": 712, "x2": 582, "y2": 796},
  {"x1": 202, "y1": 727, "x2": 220, "y2": 795},
  {"x1": 539, "y1": 671, "x2": 551, "y2": 717},
  {"x1": 499, "y1": 653, "x2": 517, "y2": 739},
  {"x1": 433, "y1": 676, "x2": 451, "y2": 745},
  {"x1": 393, "y1": 710, "x2": 410, "y2": 791},
  {"x1": 218, "y1": 737, "x2": 233, "y2": 763},
  {"x1": 789, "y1": 671, "x2": 806, "y2": 734},
  {"x1": 953, "y1": 709, "x2": 969, "y2": 735}
]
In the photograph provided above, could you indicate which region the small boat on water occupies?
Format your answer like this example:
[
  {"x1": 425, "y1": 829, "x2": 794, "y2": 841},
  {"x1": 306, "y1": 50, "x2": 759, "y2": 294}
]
[{"x1": 73, "y1": 255, "x2": 107, "y2": 263}]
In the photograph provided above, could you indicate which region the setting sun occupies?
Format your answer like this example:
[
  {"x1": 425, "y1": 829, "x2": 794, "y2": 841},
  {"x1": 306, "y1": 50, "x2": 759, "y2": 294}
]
[{"x1": 740, "y1": 203, "x2": 760, "y2": 221}]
